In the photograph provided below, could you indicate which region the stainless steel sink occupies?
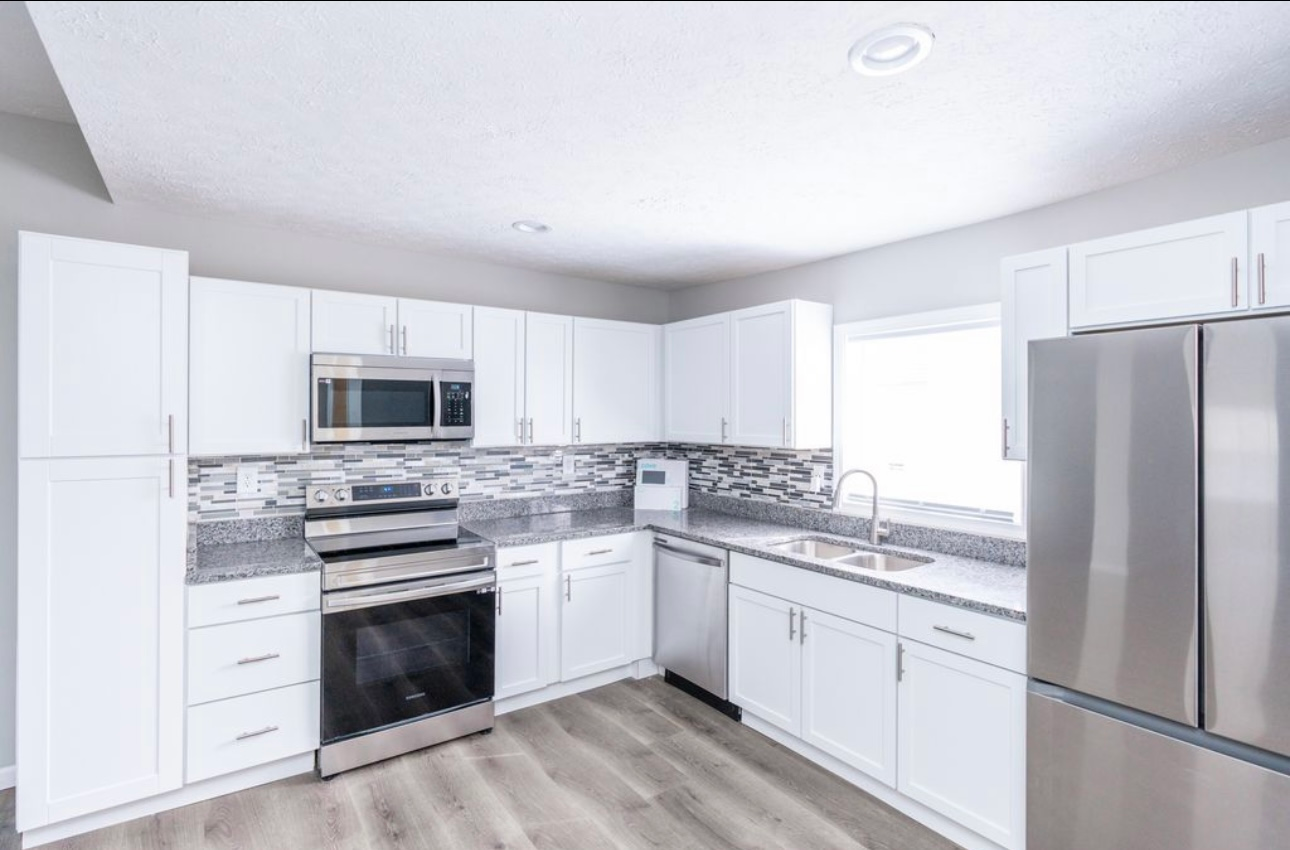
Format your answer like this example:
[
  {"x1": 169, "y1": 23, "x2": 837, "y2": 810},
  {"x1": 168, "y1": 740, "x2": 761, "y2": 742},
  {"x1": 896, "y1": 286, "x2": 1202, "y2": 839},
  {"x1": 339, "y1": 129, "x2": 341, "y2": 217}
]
[
  {"x1": 766, "y1": 536, "x2": 929, "y2": 572},
  {"x1": 766, "y1": 538, "x2": 861, "y2": 560},
  {"x1": 834, "y1": 551, "x2": 926, "y2": 572}
]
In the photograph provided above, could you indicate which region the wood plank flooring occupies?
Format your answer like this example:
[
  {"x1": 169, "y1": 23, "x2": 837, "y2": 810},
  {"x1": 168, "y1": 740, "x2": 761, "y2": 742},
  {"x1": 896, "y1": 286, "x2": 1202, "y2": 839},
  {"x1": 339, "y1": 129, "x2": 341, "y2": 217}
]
[{"x1": 0, "y1": 677, "x2": 962, "y2": 850}]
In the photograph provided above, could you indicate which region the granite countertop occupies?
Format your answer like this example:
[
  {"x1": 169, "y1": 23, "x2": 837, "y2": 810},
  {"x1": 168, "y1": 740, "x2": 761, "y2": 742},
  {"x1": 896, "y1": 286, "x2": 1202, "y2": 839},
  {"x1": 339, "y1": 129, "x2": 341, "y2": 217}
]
[
  {"x1": 464, "y1": 507, "x2": 1026, "y2": 622},
  {"x1": 187, "y1": 536, "x2": 322, "y2": 585}
]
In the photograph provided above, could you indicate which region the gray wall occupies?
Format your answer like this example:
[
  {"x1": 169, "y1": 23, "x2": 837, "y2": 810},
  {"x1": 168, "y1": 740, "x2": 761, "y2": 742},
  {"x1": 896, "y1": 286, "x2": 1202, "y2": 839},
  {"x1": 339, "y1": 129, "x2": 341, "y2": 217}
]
[
  {"x1": 669, "y1": 134, "x2": 1290, "y2": 323},
  {"x1": 0, "y1": 111, "x2": 668, "y2": 770}
]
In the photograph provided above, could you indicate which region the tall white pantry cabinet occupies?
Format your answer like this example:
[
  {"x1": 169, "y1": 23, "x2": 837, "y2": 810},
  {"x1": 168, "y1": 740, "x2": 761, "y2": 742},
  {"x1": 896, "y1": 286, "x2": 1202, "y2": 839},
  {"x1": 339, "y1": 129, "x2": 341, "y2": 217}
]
[{"x1": 16, "y1": 233, "x2": 189, "y2": 832}]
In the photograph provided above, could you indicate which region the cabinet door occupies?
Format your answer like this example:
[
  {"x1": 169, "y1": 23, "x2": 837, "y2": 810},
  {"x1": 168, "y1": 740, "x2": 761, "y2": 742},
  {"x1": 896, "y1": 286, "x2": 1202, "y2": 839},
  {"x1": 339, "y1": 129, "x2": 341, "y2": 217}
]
[
  {"x1": 1001, "y1": 248, "x2": 1068, "y2": 460},
  {"x1": 525, "y1": 313, "x2": 574, "y2": 446},
  {"x1": 1251, "y1": 201, "x2": 1290, "y2": 311},
  {"x1": 1069, "y1": 211, "x2": 1248, "y2": 328},
  {"x1": 560, "y1": 562, "x2": 632, "y2": 681},
  {"x1": 472, "y1": 307, "x2": 527, "y2": 447},
  {"x1": 311, "y1": 290, "x2": 397, "y2": 354},
  {"x1": 800, "y1": 608, "x2": 897, "y2": 787},
  {"x1": 190, "y1": 277, "x2": 311, "y2": 456},
  {"x1": 18, "y1": 232, "x2": 188, "y2": 459},
  {"x1": 397, "y1": 298, "x2": 473, "y2": 358},
  {"x1": 17, "y1": 457, "x2": 186, "y2": 830},
  {"x1": 897, "y1": 640, "x2": 1026, "y2": 850},
  {"x1": 728, "y1": 584, "x2": 800, "y2": 735},
  {"x1": 495, "y1": 572, "x2": 559, "y2": 700},
  {"x1": 573, "y1": 318, "x2": 660, "y2": 444},
  {"x1": 730, "y1": 302, "x2": 791, "y2": 447},
  {"x1": 664, "y1": 313, "x2": 730, "y2": 443}
]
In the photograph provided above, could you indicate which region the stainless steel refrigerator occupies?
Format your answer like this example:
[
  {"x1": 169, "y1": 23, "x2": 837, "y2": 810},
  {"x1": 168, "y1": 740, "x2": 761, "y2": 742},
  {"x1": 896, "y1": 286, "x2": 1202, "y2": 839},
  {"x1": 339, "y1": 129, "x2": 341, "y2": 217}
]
[{"x1": 1028, "y1": 320, "x2": 1290, "y2": 850}]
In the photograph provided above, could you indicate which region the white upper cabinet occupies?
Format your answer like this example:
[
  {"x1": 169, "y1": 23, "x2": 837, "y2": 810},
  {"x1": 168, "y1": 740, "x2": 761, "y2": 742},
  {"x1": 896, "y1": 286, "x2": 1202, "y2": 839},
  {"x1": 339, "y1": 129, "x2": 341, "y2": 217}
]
[
  {"x1": 1000, "y1": 248, "x2": 1068, "y2": 461},
  {"x1": 311, "y1": 290, "x2": 398, "y2": 354},
  {"x1": 19, "y1": 232, "x2": 188, "y2": 459},
  {"x1": 573, "y1": 318, "x2": 660, "y2": 444},
  {"x1": 663, "y1": 313, "x2": 731, "y2": 444},
  {"x1": 730, "y1": 303, "x2": 792, "y2": 447},
  {"x1": 525, "y1": 313, "x2": 575, "y2": 446},
  {"x1": 473, "y1": 306, "x2": 527, "y2": 447},
  {"x1": 1068, "y1": 211, "x2": 1249, "y2": 329},
  {"x1": 190, "y1": 277, "x2": 311, "y2": 456},
  {"x1": 1251, "y1": 201, "x2": 1290, "y2": 311},
  {"x1": 396, "y1": 298, "x2": 473, "y2": 358}
]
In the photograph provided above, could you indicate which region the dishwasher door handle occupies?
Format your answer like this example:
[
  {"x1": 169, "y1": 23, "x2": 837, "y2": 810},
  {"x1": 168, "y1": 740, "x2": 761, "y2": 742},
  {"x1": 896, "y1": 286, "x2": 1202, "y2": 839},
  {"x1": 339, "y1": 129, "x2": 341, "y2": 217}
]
[{"x1": 654, "y1": 543, "x2": 725, "y2": 568}]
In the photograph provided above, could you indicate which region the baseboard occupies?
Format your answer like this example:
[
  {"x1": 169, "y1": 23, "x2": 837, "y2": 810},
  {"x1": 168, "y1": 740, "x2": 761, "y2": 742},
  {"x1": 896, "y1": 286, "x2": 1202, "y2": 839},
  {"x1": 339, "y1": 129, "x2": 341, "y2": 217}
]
[
  {"x1": 741, "y1": 714, "x2": 1009, "y2": 850},
  {"x1": 20, "y1": 753, "x2": 314, "y2": 849},
  {"x1": 0, "y1": 764, "x2": 14, "y2": 791}
]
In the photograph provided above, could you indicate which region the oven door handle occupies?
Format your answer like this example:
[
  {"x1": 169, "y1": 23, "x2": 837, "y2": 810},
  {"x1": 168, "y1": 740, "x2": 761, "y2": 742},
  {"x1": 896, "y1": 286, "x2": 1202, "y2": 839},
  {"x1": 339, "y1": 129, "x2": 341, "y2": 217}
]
[{"x1": 324, "y1": 570, "x2": 496, "y2": 613}]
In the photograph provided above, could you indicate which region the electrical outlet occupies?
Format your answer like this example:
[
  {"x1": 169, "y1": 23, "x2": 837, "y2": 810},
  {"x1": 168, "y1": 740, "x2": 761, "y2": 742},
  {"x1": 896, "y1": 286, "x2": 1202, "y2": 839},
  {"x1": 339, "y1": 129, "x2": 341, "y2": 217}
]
[
  {"x1": 811, "y1": 466, "x2": 826, "y2": 492},
  {"x1": 563, "y1": 454, "x2": 576, "y2": 476},
  {"x1": 236, "y1": 464, "x2": 261, "y2": 496}
]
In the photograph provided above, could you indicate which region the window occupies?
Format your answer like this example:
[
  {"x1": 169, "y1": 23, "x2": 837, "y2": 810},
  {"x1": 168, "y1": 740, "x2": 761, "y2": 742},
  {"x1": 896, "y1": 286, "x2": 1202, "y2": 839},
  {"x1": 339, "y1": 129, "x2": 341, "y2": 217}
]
[{"x1": 834, "y1": 304, "x2": 1023, "y2": 535}]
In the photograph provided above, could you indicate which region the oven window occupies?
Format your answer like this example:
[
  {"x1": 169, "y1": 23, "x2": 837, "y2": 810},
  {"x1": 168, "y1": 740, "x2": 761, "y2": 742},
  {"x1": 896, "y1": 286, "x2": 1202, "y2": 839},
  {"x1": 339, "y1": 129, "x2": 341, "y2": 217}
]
[
  {"x1": 316, "y1": 378, "x2": 432, "y2": 429},
  {"x1": 354, "y1": 610, "x2": 469, "y2": 685}
]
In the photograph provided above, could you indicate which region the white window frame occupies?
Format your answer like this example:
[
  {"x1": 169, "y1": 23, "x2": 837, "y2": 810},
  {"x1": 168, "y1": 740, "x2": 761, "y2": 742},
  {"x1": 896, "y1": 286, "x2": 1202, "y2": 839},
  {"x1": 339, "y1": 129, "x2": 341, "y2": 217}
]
[{"x1": 832, "y1": 303, "x2": 1025, "y2": 540}]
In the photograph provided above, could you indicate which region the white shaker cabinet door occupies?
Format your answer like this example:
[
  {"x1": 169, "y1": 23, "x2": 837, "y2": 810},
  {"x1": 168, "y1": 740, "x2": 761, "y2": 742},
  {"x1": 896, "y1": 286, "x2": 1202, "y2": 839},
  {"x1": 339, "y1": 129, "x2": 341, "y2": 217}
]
[
  {"x1": 397, "y1": 298, "x2": 473, "y2": 358},
  {"x1": 730, "y1": 302, "x2": 792, "y2": 447},
  {"x1": 1000, "y1": 248, "x2": 1068, "y2": 461},
  {"x1": 1251, "y1": 201, "x2": 1290, "y2": 311},
  {"x1": 190, "y1": 277, "x2": 312, "y2": 456},
  {"x1": 525, "y1": 313, "x2": 575, "y2": 446},
  {"x1": 17, "y1": 456, "x2": 186, "y2": 830},
  {"x1": 728, "y1": 584, "x2": 801, "y2": 735},
  {"x1": 472, "y1": 307, "x2": 527, "y2": 447},
  {"x1": 572, "y1": 318, "x2": 660, "y2": 444},
  {"x1": 311, "y1": 289, "x2": 398, "y2": 354},
  {"x1": 664, "y1": 313, "x2": 731, "y2": 443},
  {"x1": 18, "y1": 232, "x2": 188, "y2": 459},
  {"x1": 559, "y1": 562, "x2": 632, "y2": 681},
  {"x1": 495, "y1": 571, "x2": 560, "y2": 700}
]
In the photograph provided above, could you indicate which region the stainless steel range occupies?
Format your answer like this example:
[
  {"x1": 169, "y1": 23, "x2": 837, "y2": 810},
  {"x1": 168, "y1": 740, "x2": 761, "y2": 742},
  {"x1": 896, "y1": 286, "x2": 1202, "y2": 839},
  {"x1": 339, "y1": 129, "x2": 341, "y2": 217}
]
[{"x1": 307, "y1": 478, "x2": 496, "y2": 777}]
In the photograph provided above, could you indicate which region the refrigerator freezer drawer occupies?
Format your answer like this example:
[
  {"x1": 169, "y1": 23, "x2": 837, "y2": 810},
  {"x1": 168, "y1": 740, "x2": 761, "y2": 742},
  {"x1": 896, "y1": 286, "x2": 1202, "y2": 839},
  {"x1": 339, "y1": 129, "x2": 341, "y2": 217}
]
[{"x1": 1029, "y1": 690, "x2": 1290, "y2": 850}]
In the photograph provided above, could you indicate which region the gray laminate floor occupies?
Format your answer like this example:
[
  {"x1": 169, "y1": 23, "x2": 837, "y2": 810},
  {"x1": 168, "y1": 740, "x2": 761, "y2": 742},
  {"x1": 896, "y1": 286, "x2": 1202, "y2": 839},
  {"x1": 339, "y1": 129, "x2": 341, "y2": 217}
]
[{"x1": 0, "y1": 677, "x2": 961, "y2": 850}]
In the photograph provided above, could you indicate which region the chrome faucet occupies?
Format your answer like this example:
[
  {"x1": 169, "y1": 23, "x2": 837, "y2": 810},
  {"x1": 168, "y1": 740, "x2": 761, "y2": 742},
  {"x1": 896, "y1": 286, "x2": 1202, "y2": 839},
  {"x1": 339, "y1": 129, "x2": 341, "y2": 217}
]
[{"x1": 832, "y1": 468, "x2": 890, "y2": 545}]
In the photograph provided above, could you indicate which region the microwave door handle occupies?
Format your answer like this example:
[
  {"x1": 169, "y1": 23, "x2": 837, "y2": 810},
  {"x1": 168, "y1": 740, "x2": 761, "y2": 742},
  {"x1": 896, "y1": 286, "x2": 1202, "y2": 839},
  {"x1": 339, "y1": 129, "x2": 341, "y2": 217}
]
[{"x1": 431, "y1": 373, "x2": 443, "y2": 435}]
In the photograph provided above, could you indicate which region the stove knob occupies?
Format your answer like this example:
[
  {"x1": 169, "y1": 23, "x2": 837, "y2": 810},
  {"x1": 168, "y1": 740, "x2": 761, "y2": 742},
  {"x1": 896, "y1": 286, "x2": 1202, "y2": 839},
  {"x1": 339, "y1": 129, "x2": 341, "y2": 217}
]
[
  {"x1": 334, "y1": 489, "x2": 348, "y2": 502},
  {"x1": 423, "y1": 483, "x2": 435, "y2": 497},
  {"x1": 440, "y1": 482, "x2": 454, "y2": 495},
  {"x1": 313, "y1": 489, "x2": 329, "y2": 504}
]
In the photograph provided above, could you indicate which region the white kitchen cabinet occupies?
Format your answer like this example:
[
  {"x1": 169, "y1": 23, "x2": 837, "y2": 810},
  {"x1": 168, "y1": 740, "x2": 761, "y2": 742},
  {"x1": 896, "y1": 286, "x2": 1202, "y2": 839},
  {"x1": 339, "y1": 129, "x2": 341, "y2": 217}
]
[
  {"x1": 573, "y1": 318, "x2": 660, "y2": 444},
  {"x1": 801, "y1": 608, "x2": 898, "y2": 788},
  {"x1": 728, "y1": 300, "x2": 833, "y2": 448},
  {"x1": 18, "y1": 232, "x2": 188, "y2": 459},
  {"x1": 311, "y1": 289, "x2": 398, "y2": 354},
  {"x1": 525, "y1": 312, "x2": 575, "y2": 446},
  {"x1": 17, "y1": 456, "x2": 186, "y2": 830},
  {"x1": 1068, "y1": 211, "x2": 1249, "y2": 329},
  {"x1": 397, "y1": 298, "x2": 472, "y2": 358},
  {"x1": 559, "y1": 561, "x2": 632, "y2": 680},
  {"x1": 728, "y1": 584, "x2": 801, "y2": 736},
  {"x1": 1000, "y1": 248, "x2": 1068, "y2": 461},
  {"x1": 186, "y1": 683, "x2": 320, "y2": 784},
  {"x1": 1251, "y1": 201, "x2": 1290, "y2": 311},
  {"x1": 473, "y1": 307, "x2": 528, "y2": 447},
  {"x1": 663, "y1": 313, "x2": 731, "y2": 443},
  {"x1": 897, "y1": 639, "x2": 1027, "y2": 850},
  {"x1": 190, "y1": 277, "x2": 312, "y2": 456},
  {"x1": 495, "y1": 563, "x2": 560, "y2": 701}
]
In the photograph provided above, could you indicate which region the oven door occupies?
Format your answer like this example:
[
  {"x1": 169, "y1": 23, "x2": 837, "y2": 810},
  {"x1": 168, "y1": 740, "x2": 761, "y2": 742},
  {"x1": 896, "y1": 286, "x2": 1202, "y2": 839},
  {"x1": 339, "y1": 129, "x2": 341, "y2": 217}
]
[
  {"x1": 322, "y1": 571, "x2": 496, "y2": 744},
  {"x1": 312, "y1": 362, "x2": 437, "y2": 442}
]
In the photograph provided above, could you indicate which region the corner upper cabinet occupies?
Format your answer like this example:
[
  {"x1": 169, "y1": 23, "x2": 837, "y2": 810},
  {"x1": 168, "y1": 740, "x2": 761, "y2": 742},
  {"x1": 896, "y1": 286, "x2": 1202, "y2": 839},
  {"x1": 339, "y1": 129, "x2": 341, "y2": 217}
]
[
  {"x1": 1068, "y1": 211, "x2": 1249, "y2": 329},
  {"x1": 18, "y1": 232, "x2": 188, "y2": 459},
  {"x1": 1000, "y1": 249, "x2": 1068, "y2": 461},
  {"x1": 311, "y1": 290, "x2": 398, "y2": 354},
  {"x1": 1251, "y1": 201, "x2": 1290, "y2": 311},
  {"x1": 573, "y1": 318, "x2": 660, "y2": 444},
  {"x1": 190, "y1": 278, "x2": 312, "y2": 456},
  {"x1": 396, "y1": 298, "x2": 472, "y2": 358},
  {"x1": 664, "y1": 313, "x2": 731, "y2": 443}
]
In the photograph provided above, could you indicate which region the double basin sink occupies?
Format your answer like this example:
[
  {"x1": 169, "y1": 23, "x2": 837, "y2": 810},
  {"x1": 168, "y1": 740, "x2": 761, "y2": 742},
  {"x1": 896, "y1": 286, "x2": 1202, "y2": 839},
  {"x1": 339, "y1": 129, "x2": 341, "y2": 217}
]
[{"x1": 767, "y1": 537, "x2": 929, "y2": 572}]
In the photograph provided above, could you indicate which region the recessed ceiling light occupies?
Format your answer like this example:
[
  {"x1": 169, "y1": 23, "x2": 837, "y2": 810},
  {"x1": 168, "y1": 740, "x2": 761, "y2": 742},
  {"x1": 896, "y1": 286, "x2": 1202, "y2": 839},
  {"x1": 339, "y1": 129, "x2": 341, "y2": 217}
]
[
  {"x1": 512, "y1": 220, "x2": 550, "y2": 234},
  {"x1": 848, "y1": 23, "x2": 934, "y2": 77}
]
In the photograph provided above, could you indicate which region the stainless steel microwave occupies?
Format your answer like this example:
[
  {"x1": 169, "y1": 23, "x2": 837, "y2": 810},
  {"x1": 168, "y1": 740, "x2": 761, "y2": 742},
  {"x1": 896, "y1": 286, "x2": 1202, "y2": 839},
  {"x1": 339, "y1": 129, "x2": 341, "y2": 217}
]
[{"x1": 311, "y1": 353, "x2": 474, "y2": 444}]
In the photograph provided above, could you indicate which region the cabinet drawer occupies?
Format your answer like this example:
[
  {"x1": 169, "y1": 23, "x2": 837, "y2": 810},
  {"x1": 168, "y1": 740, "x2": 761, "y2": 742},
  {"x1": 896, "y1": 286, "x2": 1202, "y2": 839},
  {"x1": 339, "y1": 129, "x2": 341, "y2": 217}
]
[
  {"x1": 188, "y1": 612, "x2": 320, "y2": 706},
  {"x1": 186, "y1": 682, "x2": 319, "y2": 783},
  {"x1": 898, "y1": 596, "x2": 1026, "y2": 674},
  {"x1": 188, "y1": 572, "x2": 320, "y2": 628},
  {"x1": 730, "y1": 552, "x2": 896, "y2": 633},
  {"x1": 497, "y1": 542, "x2": 558, "y2": 577},
  {"x1": 561, "y1": 532, "x2": 639, "y2": 570}
]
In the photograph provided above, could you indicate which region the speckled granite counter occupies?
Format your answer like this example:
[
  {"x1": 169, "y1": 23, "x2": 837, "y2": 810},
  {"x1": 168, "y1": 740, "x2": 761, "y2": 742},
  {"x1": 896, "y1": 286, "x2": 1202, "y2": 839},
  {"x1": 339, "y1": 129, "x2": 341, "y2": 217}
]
[
  {"x1": 464, "y1": 507, "x2": 1026, "y2": 621},
  {"x1": 186, "y1": 517, "x2": 322, "y2": 585}
]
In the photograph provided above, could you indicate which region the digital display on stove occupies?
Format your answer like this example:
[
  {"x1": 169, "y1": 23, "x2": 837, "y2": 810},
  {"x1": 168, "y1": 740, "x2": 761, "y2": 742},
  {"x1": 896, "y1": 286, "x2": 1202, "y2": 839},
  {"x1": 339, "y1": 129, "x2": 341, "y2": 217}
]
[{"x1": 353, "y1": 482, "x2": 422, "y2": 501}]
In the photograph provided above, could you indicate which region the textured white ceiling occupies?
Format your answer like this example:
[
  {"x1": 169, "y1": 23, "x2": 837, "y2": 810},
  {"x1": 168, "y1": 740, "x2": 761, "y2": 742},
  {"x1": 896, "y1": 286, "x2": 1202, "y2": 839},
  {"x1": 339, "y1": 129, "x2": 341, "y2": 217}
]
[
  {"x1": 23, "y1": 1, "x2": 1290, "y2": 288},
  {"x1": 0, "y1": 1, "x2": 74, "y2": 122}
]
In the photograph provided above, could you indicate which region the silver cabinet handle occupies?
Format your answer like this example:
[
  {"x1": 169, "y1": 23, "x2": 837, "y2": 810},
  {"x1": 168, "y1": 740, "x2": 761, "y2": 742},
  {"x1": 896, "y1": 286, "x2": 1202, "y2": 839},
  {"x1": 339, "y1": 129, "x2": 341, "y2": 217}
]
[
  {"x1": 302, "y1": 418, "x2": 308, "y2": 450},
  {"x1": 1232, "y1": 256, "x2": 1240, "y2": 308},
  {"x1": 782, "y1": 418, "x2": 789, "y2": 447},
  {"x1": 575, "y1": 418, "x2": 582, "y2": 443},
  {"x1": 800, "y1": 611, "x2": 807, "y2": 644},
  {"x1": 788, "y1": 607, "x2": 797, "y2": 641},
  {"x1": 1002, "y1": 417, "x2": 1011, "y2": 457},
  {"x1": 509, "y1": 559, "x2": 539, "y2": 567},
  {"x1": 565, "y1": 574, "x2": 572, "y2": 601},
  {"x1": 516, "y1": 419, "x2": 524, "y2": 443},
  {"x1": 388, "y1": 324, "x2": 396, "y2": 353},
  {"x1": 720, "y1": 417, "x2": 728, "y2": 442},
  {"x1": 235, "y1": 725, "x2": 279, "y2": 742},
  {"x1": 169, "y1": 459, "x2": 175, "y2": 499},
  {"x1": 237, "y1": 652, "x2": 280, "y2": 665},
  {"x1": 496, "y1": 588, "x2": 503, "y2": 616},
  {"x1": 897, "y1": 642, "x2": 905, "y2": 682},
  {"x1": 168, "y1": 413, "x2": 175, "y2": 453},
  {"x1": 587, "y1": 548, "x2": 613, "y2": 556},
  {"x1": 237, "y1": 594, "x2": 281, "y2": 606},
  {"x1": 401, "y1": 325, "x2": 408, "y2": 355},
  {"x1": 1259, "y1": 252, "x2": 1267, "y2": 305},
  {"x1": 527, "y1": 418, "x2": 534, "y2": 444},
  {"x1": 932, "y1": 624, "x2": 977, "y2": 641}
]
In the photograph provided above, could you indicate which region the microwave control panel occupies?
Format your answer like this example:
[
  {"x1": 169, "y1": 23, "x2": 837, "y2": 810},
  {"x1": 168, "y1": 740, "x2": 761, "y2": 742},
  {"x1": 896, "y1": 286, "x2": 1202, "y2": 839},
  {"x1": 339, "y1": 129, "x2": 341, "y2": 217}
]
[{"x1": 440, "y1": 381, "x2": 473, "y2": 427}]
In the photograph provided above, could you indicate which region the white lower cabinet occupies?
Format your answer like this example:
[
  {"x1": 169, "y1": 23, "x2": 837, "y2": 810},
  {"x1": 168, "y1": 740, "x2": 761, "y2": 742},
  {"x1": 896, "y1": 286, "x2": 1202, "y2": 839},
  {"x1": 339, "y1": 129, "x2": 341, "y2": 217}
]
[
  {"x1": 728, "y1": 584, "x2": 801, "y2": 735},
  {"x1": 560, "y1": 562, "x2": 633, "y2": 680},
  {"x1": 186, "y1": 683, "x2": 321, "y2": 784},
  {"x1": 495, "y1": 543, "x2": 561, "y2": 700},
  {"x1": 897, "y1": 639, "x2": 1027, "y2": 850}
]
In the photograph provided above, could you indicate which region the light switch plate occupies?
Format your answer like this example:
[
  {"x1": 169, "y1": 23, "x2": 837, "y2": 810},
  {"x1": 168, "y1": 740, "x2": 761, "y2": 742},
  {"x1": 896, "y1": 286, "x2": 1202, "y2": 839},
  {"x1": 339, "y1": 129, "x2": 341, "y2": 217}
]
[{"x1": 236, "y1": 464, "x2": 261, "y2": 496}]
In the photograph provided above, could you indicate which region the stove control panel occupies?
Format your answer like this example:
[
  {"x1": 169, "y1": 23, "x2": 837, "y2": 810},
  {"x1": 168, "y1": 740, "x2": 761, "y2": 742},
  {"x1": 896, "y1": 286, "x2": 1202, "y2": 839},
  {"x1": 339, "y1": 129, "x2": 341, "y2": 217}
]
[{"x1": 306, "y1": 479, "x2": 459, "y2": 510}]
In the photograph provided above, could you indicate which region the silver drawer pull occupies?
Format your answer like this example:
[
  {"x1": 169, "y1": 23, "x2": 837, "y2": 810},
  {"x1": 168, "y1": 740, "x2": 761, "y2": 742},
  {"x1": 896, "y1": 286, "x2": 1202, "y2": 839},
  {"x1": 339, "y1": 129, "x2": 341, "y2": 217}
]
[
  {"x1": 235, "y1": 725, "x2": 280, "y2": 742},
  {"x1": 236, "y1": 652, "x2": 280, "y2": 665},
  {"x1": 586, "y1": 548, "x2": 613, "y2": 556},
  {"x1": 932, "y1": 624, "x2": 976, "y2": 641},
  {"x1": 509, "y1": 559, "x2": 540, "y2": 567},
  {"x1": 237, "y1": 594, "x2": 281, "y2": 606}
]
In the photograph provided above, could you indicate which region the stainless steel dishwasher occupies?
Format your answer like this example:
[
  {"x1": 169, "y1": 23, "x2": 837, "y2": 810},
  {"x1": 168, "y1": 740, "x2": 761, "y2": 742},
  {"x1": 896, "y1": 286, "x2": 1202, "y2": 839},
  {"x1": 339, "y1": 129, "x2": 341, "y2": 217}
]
[{"x1": 653, "y1": 535, "x2": 738, "y2": 716}]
